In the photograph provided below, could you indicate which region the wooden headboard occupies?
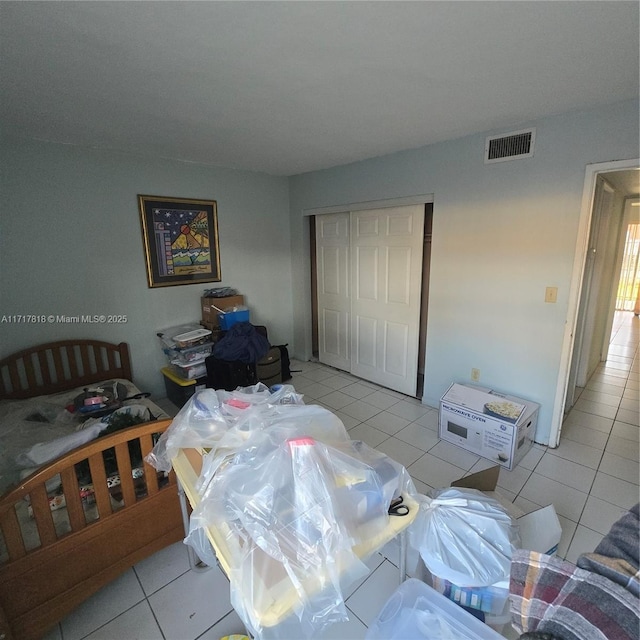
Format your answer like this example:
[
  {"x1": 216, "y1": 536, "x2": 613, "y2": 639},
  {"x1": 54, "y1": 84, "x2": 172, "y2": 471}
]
[{"x1": 0, "y1": 340, "x2": 132, "y2": 400}]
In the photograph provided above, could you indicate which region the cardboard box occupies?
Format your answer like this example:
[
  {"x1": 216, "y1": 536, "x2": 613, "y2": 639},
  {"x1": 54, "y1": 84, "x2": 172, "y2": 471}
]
[
  {"x1": 451, "y1": 466, "x2": 562, "y2": 556},
  {"x1": 201, "y1": 294, "x2": 244, "y2": 326},
  {"x1": 439, "y1": 383, "x2": 539, "y2": 470},
  {"x1": 418, "y1": 466, "x2": 562, "y2": 627}
]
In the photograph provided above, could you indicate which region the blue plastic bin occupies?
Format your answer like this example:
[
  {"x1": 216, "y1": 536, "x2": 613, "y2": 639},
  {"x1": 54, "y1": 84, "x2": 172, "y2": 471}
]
[{"x1": 219, "y1": 309, "x2": 250, "y2": 330}]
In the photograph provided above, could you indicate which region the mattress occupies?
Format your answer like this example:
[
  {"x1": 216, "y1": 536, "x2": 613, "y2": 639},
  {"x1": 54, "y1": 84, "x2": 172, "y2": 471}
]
[{"x1": 0, "y1": 379, "x2": 169, "y2": 495}]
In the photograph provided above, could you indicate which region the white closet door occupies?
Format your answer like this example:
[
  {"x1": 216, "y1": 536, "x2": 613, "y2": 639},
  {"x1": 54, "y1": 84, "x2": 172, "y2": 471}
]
[
  {"x1": 316, "y1": 212, "x2": 351, "y2": 371},
  {"x1": 350, "y1": 205, "x2": 424, "y2": 395}
]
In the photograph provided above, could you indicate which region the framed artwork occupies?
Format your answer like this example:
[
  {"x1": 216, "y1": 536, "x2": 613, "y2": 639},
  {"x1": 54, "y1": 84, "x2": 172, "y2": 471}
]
[{"x1": 138, "y1": 195, "x2": 221, "y2": 288}]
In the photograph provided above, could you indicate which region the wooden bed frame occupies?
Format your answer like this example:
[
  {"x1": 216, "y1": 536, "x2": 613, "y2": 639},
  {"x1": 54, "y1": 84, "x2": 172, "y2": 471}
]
[{"x1": 0, "y1": 340, "x2": 184, "y2": 640}]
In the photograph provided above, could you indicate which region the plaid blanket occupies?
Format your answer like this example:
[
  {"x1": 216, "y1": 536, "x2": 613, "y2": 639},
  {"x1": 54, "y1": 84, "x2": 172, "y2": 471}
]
[{"x1": 510, "y1": 550, "x2": 639, "y2": 640}]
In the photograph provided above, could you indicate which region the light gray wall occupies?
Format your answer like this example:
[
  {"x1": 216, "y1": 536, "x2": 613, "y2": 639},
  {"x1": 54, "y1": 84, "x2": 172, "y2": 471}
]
[
  {"x1": 288, "y1": 99, "x2": 639, "y2": 445},
  {"x1": 0, "y1": 135, "x2": 292, "y2": 397}
]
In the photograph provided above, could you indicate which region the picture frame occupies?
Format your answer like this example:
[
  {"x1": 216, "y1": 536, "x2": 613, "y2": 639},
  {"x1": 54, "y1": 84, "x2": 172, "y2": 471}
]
[{"x1": 138, "y1": 195, "x2": 221, "y2": 288}]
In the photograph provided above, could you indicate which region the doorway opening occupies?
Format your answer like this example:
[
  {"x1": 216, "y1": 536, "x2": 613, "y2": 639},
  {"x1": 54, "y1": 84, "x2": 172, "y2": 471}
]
[
  {"x1": 615, "y1": 220, "x2": 640, "y2": 312},
  {"x1": 552, "y1": 161, "x2": 639, "y2": 447}
]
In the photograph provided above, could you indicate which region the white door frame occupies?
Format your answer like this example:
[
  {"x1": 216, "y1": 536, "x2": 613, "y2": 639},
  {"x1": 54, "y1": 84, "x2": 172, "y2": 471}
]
[{"x1": 550, "y1": 158, "x2": 640, "y2": 447}]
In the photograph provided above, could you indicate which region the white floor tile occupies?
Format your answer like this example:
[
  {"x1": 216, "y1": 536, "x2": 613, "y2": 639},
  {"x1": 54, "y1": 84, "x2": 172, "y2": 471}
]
[
  {"x1": 598, "y1": 451, "x2": 640, "y2": 484},
  {"x1": 148, "y1": 564, "x2": 233, "y2": 640},
  {"x1": 320, "y1": 375, "x2": 362, "y2": 391},
  {"x1": 578, "y1": 389, "x2": 622, "y2": 407},
  {"x1": 544, "y1": 439, "x2": 603, "y2": 469},
  {"x1": 519, "y1": 473, "x2": 588, "y2": 522},
  {"x1": 348, "y1": 423, "x2": 390, "y2": 448},
  {"x1": 616, "y1": 407, "x2": 640, "y2": 426},
  {"x1": 134, "y1": 540, "x2": 190, "y2": 596},
  {"x1": 605, "y1": 434, "x2": 640, "y2": 462},
  {"x1": 512, "y1": 495, "x2": 543, "y2": 515},
  {"x1": 411, "y1": 409, "x2": 440, "y2": 431},
  {"x1": 579, "y1": 496, "x2": 630, "y2": 536},
  {"x1": 562, "y1": 409, "x2": 614, "y2": 434},
  {"x1": 320, "y1": 390, "x2": 357, "y2": 410},
  {"x1": 375, "y1": 436, "x2": 426, "y2": 468},
  {"x1": 564, "y1": 525, "x2": 605, "y2": 564},
  {"x1": 585, "y1": 381, "x2": 624, "y2": 396},
  {"x1": 342, "y1": 552, "x2": 385, "y2": 599},
  {"x1": 333, "y1": 410, "x2": 362, "y2": 430},
  {"x1": 611, "y1": 420, "x2": 640, "y2": 442},
  {"x1": 345, "y1": 560, "x2": 400, "y2": 626},
  {"x1": 555, "y1": 514, "x2": 578, "y2": 560},
  {"x1": 619, "y1": 396, "x2": 640, "y2": 411},
  {"x1": 516, "y1": 444, "x2": 546, "y2": 471},
  {"x1": 587, "y1": 372, "x2": 625, "y2": 390},
  {"x1": 427, "y1": 440, "x2": 480, "y2": 471},
  {"x1": 467, "y1": 457, "x2": 498, "y2": 475},
  {"x1": 408, "y1": 453, "x2": 467, "y2": 490},
  {"x1": 298, "y1": 381, "x2": 334, "y2": 400},
  {"x1": 411, "y1": 477, "x2": 436, "y2": 495},
  {"x1": 534, "y1": 454, "x2": 596, "y2": 492},
  {"x1": 339, "y1": 400, "x2": 383, "y2": 423},
  {"x1": 394, "y1": 422, "x2": 440, "y2": 451},
  {"x1": 60, "y1": 569, "x2": 146, "y2": 640},
  {"x1": 560, "y1": 422, "x2": 609, "y2": 450},
  {"x1": 196, "y1": 609, "x2": 248, "y2": 640},
  {"x1": 83, "y1": 601, "x2": 163, "y2": 640},
  {"x1": 495, "y1": 465, "x2": 533, "y2": 495},
  {"x1": 386, "y1": 400, "x2": 430, "y2": 422},
  {"x1": 341, "y1": 382, "x2": 377, "y2": 400},
  {"x1": 623, "y1": 387, "x2": 639, "y2": 400},
  {"x1": 302, "y1": 368, "x2": 339, "y2": 382},
  {"x1": 590, "y1": 471, "x2": 640, "y2": 510},
  {"x1": 587, "y1": 373, "x2": 627, "y2": 388},
  {"x1": 363, "y1": 390, "x2": 402, "y2": 411},
  {"x1": 573, "y1": 398, "x2": 618, "y2": 419},
  {"x1": 363, "y1": 411, "x2": 410, "y2": 435}
]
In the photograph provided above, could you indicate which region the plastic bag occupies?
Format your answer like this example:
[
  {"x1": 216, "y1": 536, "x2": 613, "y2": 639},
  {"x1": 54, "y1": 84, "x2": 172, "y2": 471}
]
[
  {"x1": 146, "y1": 389, "x2": 230, "y2": 472},
  {"x1": 188, "y1": 430, "x2": 415, "y2": 639},
  {"x1": 410, "y1": 487, "x2": 520, "y2": 587}
]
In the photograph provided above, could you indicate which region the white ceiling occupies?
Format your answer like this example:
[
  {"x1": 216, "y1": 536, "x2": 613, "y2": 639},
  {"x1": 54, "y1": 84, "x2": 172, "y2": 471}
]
[{"x1": 1, "y1": 1, "x2": 639, "y2": 176}]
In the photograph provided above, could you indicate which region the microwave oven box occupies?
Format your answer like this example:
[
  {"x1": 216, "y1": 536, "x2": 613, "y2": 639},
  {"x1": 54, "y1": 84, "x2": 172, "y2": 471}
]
[
  {"x1": 439, "y1": 383, "x2": 539, "y2": 470},
  {"x1": 201, "y1": 295, "x2": 245, "y2": 326}
]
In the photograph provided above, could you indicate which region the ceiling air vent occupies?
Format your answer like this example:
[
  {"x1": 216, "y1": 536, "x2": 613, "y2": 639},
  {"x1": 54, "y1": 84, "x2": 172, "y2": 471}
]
[{"x1": 485, "y1": 127, "x2": 536, "y2": 164}]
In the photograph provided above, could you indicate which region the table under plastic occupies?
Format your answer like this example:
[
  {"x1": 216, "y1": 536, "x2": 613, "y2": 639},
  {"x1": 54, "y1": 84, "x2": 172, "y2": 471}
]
[{"x1": 172, "y1": 446, "x2": 419, "y2": 633}]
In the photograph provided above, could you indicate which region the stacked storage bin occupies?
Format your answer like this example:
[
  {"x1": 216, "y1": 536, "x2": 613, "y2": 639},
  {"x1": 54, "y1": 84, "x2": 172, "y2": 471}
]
[{"x1": 158, "y1": 325, "x2": 213, "y2": 406}]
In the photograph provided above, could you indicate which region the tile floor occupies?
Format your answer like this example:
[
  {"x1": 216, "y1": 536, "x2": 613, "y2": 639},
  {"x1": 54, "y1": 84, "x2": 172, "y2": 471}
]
[{"x1": 45, "y1": 312, "x2": 639, "y2": 640}]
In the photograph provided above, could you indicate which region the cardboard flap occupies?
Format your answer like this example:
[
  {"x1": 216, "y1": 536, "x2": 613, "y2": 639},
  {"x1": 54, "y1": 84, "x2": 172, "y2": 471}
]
[
  {"x1": 518, "y1": 504, "x2": 563, "y2": 555},
  {"x1": 451, "y1": 466, "x2": 499, "y2": 492}
]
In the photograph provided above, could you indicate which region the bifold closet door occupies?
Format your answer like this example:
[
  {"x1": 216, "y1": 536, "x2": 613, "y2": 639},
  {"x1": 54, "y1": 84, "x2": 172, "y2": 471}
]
[
  {"x1": 316, "y1": 212, "x2": 351, "y2": 371},
  {"x1": 350, "y1": 205, "x2": 424, "y2": 396}
]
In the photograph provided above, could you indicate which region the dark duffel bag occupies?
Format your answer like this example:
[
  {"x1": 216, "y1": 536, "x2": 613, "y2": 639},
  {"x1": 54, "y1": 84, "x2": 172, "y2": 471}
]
[
  {"x1": 256, "y1": 347, "x2": 282, "y2": 387},
  {"x1": 205, "y1": 355, "x2": 257, "y2": 391}
]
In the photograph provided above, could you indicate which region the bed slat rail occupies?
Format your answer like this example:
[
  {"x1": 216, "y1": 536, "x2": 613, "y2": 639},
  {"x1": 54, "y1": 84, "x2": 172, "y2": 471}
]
[
  {"x1": 0, "y1": 419, "x2": 182, "y2": 640},
  {"x1": 0, "y1": 419, "x2": 175, "y2": 563},
  {"x1": 0, "y1": 340, "x2": 133, "y2": 400}
]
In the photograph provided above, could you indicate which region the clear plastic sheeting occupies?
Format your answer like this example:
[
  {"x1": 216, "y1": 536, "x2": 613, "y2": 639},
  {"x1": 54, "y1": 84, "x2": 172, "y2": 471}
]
[
  {"x1": 186, "y1": 430, "x2": 416, "y2": 639},
  {"x1": 411, "y1": 488, "x2": 520, "y2": 587},
  {"x1": 147, "y1": 384, "x2": 419, "y2": 638},
  {"x1": 147, "y1": 382, "x2": 314, "y2": 472}
]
